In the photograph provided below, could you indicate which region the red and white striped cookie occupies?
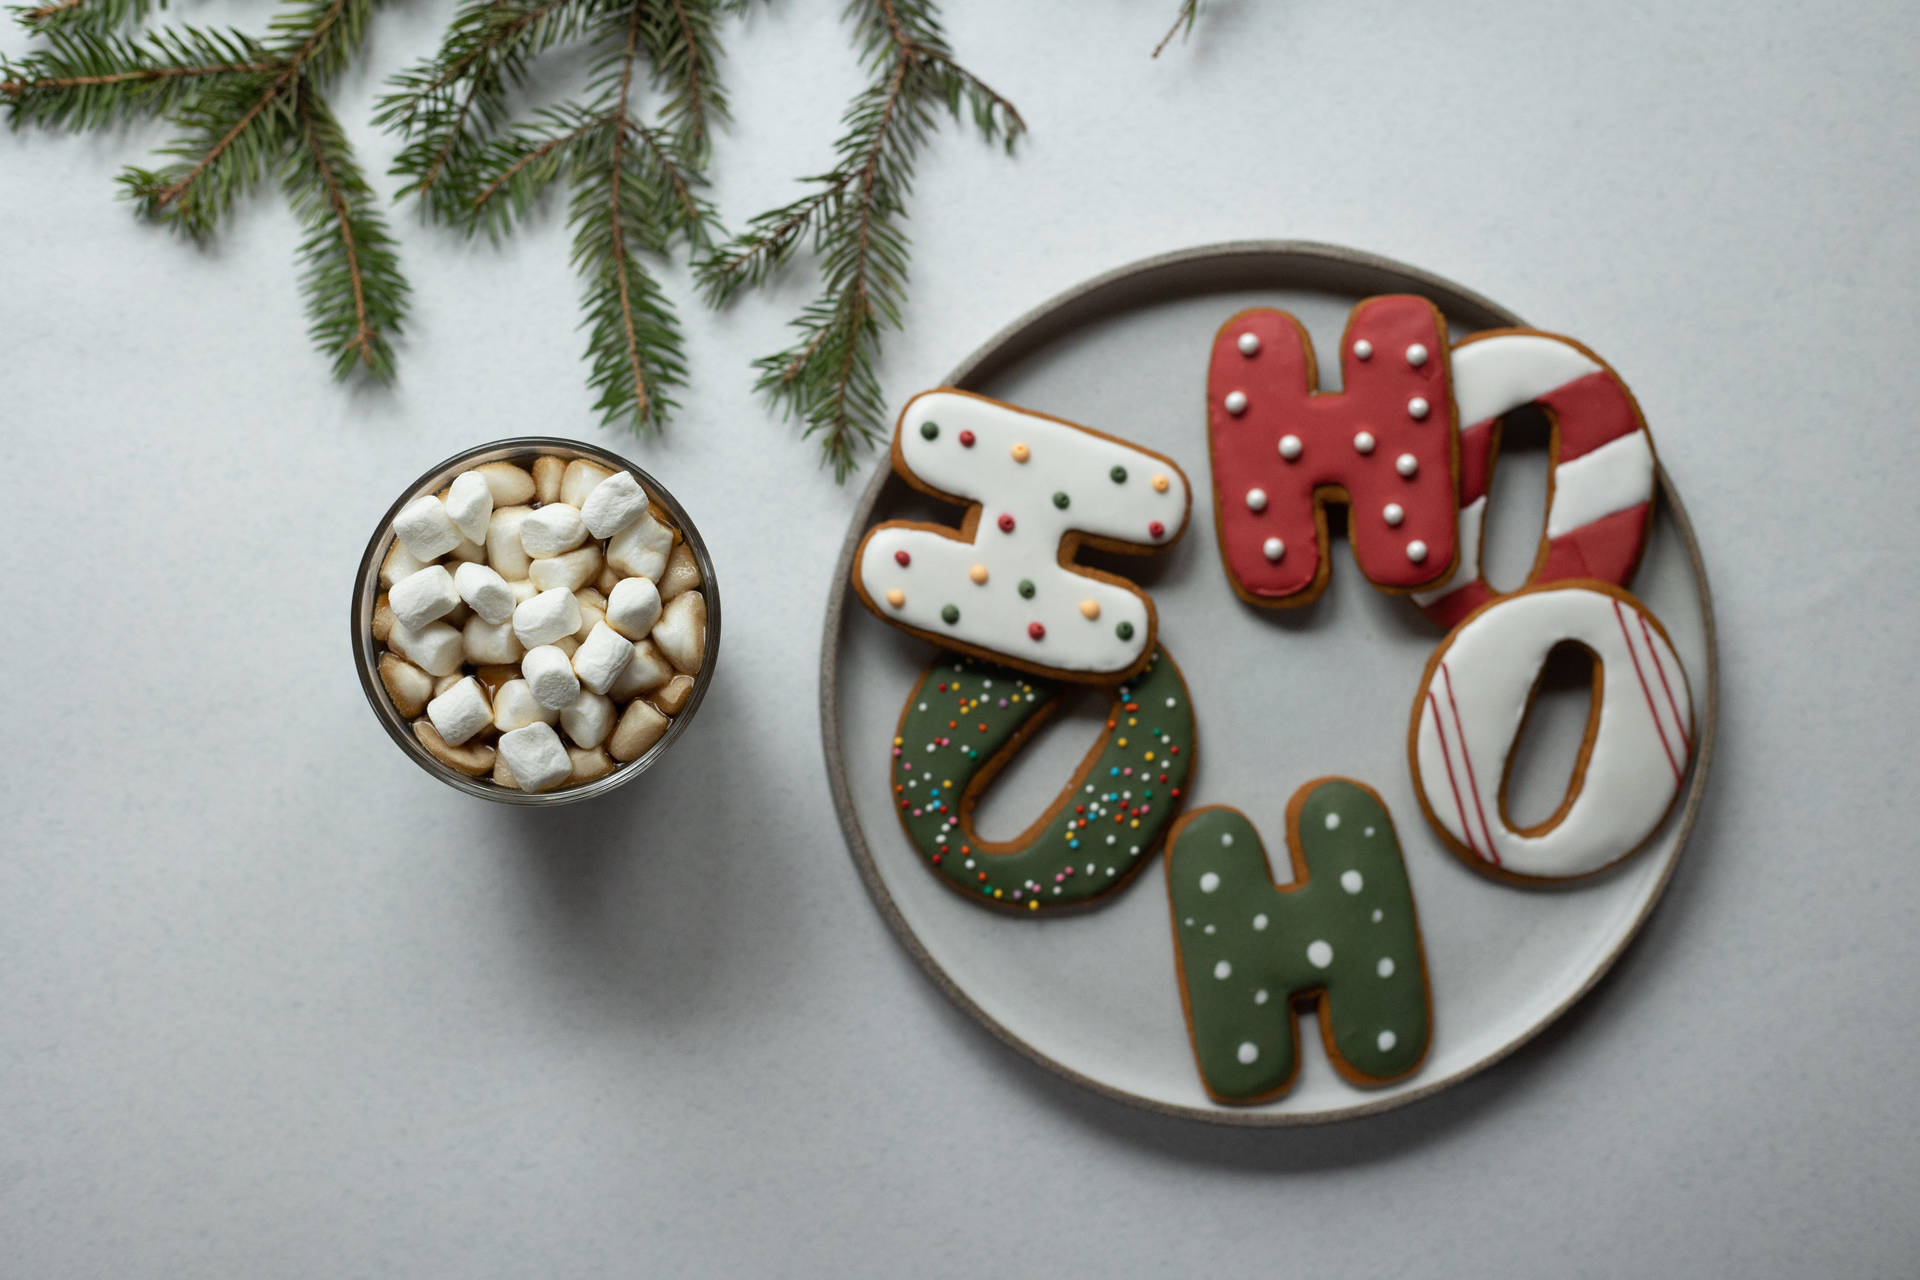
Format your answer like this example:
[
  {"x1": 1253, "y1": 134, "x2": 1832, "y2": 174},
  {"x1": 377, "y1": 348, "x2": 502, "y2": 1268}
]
[
  {"x1": 1411, "y1": 331, "x2": 1656, "y2": 629},
  {"x1": 1408, "y1": 581, "x2": 1694, "y2": 882}
]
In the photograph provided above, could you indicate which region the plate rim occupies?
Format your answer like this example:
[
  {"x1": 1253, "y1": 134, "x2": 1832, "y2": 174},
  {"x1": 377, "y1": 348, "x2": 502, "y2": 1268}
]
[{"x1": 818, "y1": 239, "x2": 1720, "y2": 1126}]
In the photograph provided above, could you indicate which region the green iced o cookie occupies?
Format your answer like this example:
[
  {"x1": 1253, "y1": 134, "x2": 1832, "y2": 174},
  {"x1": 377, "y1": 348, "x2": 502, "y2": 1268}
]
[
  {"x1": 893, "y1": 647, "x2": 1195, "y2": 912},
  {"x1": 1165, "y1": 779, "x2": 1432, "y2": 1104}
]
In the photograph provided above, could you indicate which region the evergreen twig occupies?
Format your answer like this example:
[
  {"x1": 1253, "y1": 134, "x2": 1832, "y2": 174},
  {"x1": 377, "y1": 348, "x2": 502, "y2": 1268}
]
[
  {"x1": 697, "y1": 0, "x2": 1023, "y2": 480},
  {"x1": 1153, "y1": 0, "x2": 1200, "y2": 58}
]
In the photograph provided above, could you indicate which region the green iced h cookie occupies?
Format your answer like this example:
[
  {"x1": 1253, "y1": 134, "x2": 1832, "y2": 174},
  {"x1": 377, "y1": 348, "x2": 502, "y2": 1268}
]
[{"x1": 1165, "y1": 779, "x2": 1432, "y2": 1104}]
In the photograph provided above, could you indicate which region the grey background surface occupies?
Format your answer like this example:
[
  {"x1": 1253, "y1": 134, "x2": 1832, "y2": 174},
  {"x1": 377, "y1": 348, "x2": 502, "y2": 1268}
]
[{"x1": 3, "y1": 1, "x2": 1915, "y2": 1276}]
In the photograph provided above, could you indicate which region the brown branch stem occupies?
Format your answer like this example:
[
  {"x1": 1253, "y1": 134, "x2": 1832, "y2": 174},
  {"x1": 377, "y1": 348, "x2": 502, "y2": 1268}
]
[
  {"x1": 2, "y1": 60, "x2": 277, "y2": 97},
  {"x1": 667, "y1": 0, "x2": 706, "y2": 147},
  {"x1": 297, "y1": 84, "x2": 375, "y2": 365},
  {"x1": 468, "y1": 116, "x2": 598, "y2": 208}
]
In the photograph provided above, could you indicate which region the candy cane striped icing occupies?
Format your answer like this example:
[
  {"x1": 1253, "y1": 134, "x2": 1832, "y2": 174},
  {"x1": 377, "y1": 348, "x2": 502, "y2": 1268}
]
[
  {"x1": 855, "y1": 390, "x2": 1191, "y2": 680},
  {"x1": 1411, "y1": 332, "x2": 1656, "y2": 629},
  {"x1": 1410, "y1": 583, "x2": 1694, "y2": 881}
]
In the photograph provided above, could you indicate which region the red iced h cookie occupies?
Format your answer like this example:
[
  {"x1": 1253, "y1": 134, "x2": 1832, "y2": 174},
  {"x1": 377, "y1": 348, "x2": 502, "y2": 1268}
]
[{"x1": 1206, "y1": 296, "x2": 1458, "y2": 606}]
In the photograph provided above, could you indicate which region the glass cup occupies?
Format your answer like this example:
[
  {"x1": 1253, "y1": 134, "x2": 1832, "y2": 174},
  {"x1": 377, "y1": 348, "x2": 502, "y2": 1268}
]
[{"x1": 351, "y1": 437, "x2": 720, "y2": 804}]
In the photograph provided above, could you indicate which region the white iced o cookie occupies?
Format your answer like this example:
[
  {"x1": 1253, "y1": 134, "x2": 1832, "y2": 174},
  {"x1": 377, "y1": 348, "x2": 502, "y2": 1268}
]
[
  {"x1": 853, "y1": 389, "x2": 1190, "y2": 683},
  {"x1": 1409, "y1": 581, "x2": 1695, "y2": 881}
]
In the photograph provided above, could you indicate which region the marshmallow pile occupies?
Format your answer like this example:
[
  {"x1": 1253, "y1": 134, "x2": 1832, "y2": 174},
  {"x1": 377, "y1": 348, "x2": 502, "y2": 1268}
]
[{"x1": 371, "y1": 454, "x2": 708, "y2": 793}]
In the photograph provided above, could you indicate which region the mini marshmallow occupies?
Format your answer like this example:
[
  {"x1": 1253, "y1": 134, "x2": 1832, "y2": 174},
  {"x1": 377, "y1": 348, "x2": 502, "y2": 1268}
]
[
  {"x1": 531, "y1": 455, "x2": 565, "y2": 505},
  {"x1": 513, "y1": 588, "x2": 582, "y2": 648},
  {"x1": 519, "y1": 504, "x2": 588, "y2": 559},
  {"x1": 606, "y1": 511, "x2": 673, "y2": 580},
  {"x1": 561, "y1": 459, "x2": 615, "y2": 509},
  {"x1": 595, "y1": 562, "x2": 622, "y2": 595},
  {"x1": 389, "y1": 564, "x2": 460, "y2": 630},
  {"x1": 372, "y1": 595, "x2": 396, "y2": 644},
  {"x1": 604, "y1": 575, "x2": 663, "y2": 640},
  {"x1": 573, "y1": 591, "x2": 606, "y2": 641},
  {"x1": 528, "y1": 544, "x2": 602, "y2": 593},
  {"x1": 580, "y1": 470, "x2": 647, "y2": 538},
  {"x1": 432, "y1": 672, "x2": 465, "y2": 697},
  {"x1": 389, "y1": 619, "x2": 464, "y2": 676},
  {"x1": 509, "y1": 578, "x2": 539, "y2": 606},
  {"x1": 610, "y1": 638, "x2": 674, "y2": 700},
  {"x1": 492, "y1": 751, "x2": 519, "y2": 789},
  {"x1": 550, "y1": 634, "x2": 580, "y2": 658},
  {"x1": 572, "y1": 622, "x2": 633, "y2": 695},
  {"x1": 651, "y1": 590, "x2": 706, "y2": 673},
  {"x1": 658, "y1": 542, "x2": 701, "y2": 602},
  {"x1": 568, "y1": 746, "x2": 616, "y2": 784},
  {"x1": 380, "y1": 540, "x2": 429, "y2": 589},
  {"x1": 523, "y1": 644, "x2": 581, "y2": 709},
  {"x1": 393, "y1": 495, "x2": 463, "y2": 561},
  {"x1": 651, "y1": 673, "x2": 695, "y2": 716},
  {"x1": 444, "y1": 470, "x2": 495, "y2": 543},
  {"x1": 492, "y1": 678, "x2": 557, "y2": 731},
  {"x1": 560, "y1": 690, "x2": 615, "y2": 750},
  {"x1": 608, "y1": 700, "x2": 669, "y2": 762},
  {"x1": 449, "y1": 534, "x2": 487, "y2": 564},
  {"x1": 497, "y1": 721, "x2": 572, "y2": 792},
  {"x1": 474, "y1": 461, "x2": 536, "y2": 506},
  {"x1": 463, "y1": 615, "x2": 524, "y2": 665},
  {"x1": 426, "y1": 676, "x2": 492, "y2": 746},
  {"x1": 378, "y1": 653, "x2": 433, "y2": 718},
  {"x1": 487, "y1": 506, "x2": 535, "y2": 580},
  {"x1": 453, "y1": 562, "x2": 515, "y2": 624}
]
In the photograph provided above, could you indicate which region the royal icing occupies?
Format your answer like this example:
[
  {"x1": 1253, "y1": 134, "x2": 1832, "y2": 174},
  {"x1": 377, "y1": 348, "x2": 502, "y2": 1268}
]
[
  {"x1": 1410, "y1": 582, "x2": 1694, "y2": 880},
  {"x1": 856, "y1": 390, "x2": 1191, "y2": 680},
  {"x1": 1411, "y1": 332, "x2": 1656, "y2": 628},
  {"x1": 1206, "y1": 297, "x2": 1457, "y2": 604},
  {"x1": 893, "y1": 648, "x2": 1195, "y2": 911},
  {"x1": 1166, "y1": 780, "x2": 1431, "y2": 1103}
]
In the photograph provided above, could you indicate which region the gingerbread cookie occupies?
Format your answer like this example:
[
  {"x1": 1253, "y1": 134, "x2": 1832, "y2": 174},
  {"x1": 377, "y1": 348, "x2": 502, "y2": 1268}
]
[
  {"x1": 1409, "y1": 581, "x2": 1694, "y2": 882},
  {"x1": 854, "y1": 390, "x2": 1191, "y2": 683},
  {"x1": 1205, "y1": 296, "x2": 1459, "y2": 606},
  {"x1": 1165, "y1": 779, "x2": 1432, "y2": 1104},
  {"x1": 893, "y1": 647, "x2": 1195, "y2": 911},
  {"x1": 1411, "y1": 330, "x2": 1657, "y2": 628}
]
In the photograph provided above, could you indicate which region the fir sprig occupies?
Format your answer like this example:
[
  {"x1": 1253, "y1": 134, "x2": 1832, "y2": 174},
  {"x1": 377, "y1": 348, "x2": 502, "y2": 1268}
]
[
  {"x1": 698, "y1": 0, "x2": 1023, "y2": 480},
  {"x1": 2, "y1": 0, "x2": 407, "y2": 380},
  {"x1": 1153, "y1": 0, "x2": 1200, "y2": 58},
  {"x1": 379, "y1": 0, "x2": 724, "y2": 431}
]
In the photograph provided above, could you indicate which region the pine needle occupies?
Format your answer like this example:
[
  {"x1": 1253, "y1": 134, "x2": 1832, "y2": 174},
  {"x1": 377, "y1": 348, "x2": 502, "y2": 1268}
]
[{"x1": 1153, "y1": 0, "x2": 1200, "y2": 58}]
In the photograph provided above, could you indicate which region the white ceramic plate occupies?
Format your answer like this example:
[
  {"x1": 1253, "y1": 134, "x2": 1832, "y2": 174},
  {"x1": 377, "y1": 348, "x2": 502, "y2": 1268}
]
[{"x1": 821, "y1": 243, "x2": 1717, "y2": 1125}]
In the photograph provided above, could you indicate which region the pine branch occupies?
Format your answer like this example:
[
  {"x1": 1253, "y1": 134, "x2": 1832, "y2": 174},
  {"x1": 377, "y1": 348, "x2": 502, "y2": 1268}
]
[
  {"x1": 285, "y1": 78, "x2": 407, "y2": 377},
  {"x1": 375, "y1": 0, "x2": 598, "y2": 221},
  {"x1": 637, "y1": 0, "x2": 727, "y2": 161},
  {"x1": 15, "y1": 0, "x2": 161, "y2": 33},
  {"x1": 2, "y1": 27, "x2": 274, "y2": 129},
  {"x1": 1153, "y1": 0, "x2": 1199, "y2": 57},
  {"x1": 696, "y1": 0, "x2": 1024, "y2": 480}
]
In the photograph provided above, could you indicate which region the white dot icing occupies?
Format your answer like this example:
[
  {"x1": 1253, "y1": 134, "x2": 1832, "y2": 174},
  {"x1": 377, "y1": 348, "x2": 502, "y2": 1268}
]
[
  {"x1": 1214, "y1": 960, "x2": 1232, "y2": 980},
  {"x1": 1395, "y1": 453, "x2": 1418, "y2": 477},
  {"x1": 1384, "y1": 503, "x2": 1405, "y2": 526},
  {"x1": 1245, "y1": 488, "x2": 1267, "y2": 512},
  {"x1": 1324, "y1": 811, "x2": 1340, "y2": 830},
  {"x1": 1278, "y1": 435, "x2": 1303, "y2": 461},
  {"x1": 1224, "y1": 390, "x2": 1248, "y2": 416},
  {"x1": 1353, "y1": 431, "x2": 1375, "y2": 454},
  {"x1": 1253, "y1": 989, "x2": 1269, "y2": 1005},
  {"x1": 1306, "y1": 940, "x2": 1333, "y2": 969},
  {"x1": 1340, "y1": 869, "x2": 1363, "y2": 894},
  {"x1": 1261, "y1": 537, "x2": 1285, "y2": 562},
  {"x1": 1199, "y1": 872, "x2": 1220, "y2": 893},
  {"x1": 1237, "y1": 332, "x2": 1260, "y2": 356},
  {"x1": 1252, "y1": 913, "x2": 1268, "y2": 931},
  {"x1": 1377, "y1": 1029, "x2": 1397, "y2": 1052},
  {"x1": 1219, "y1": 833, "x2": 1234, "y2": 847},
  {"x1": 1407, "y1": 539, "x2": 1428, "y2": 563},
  {"x1": 1353, "y1": 339, "x2": 1373, "y2": 360},
  {"x1": 1408, "y1": 396, "x2": 1430, "y2": 420},
  {"x1": 1406, "y1": 343, "x2": 1428, "y2": 367},
  {"x1": 1237, "y1": 1041, "x2": 1259, "y2": 1064},
  {"x1": 1377, "y1": 957, "x2": 1395, "y2": 978}
]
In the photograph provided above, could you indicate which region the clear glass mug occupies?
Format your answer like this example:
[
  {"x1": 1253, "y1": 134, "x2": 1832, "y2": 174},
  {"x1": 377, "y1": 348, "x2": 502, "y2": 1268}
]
[{"x1": 351, "y1": 438, "x2": 720, "y2": 804}]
